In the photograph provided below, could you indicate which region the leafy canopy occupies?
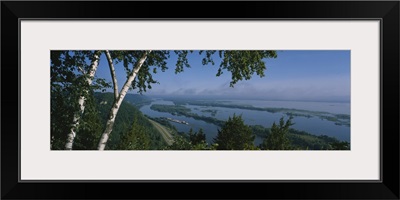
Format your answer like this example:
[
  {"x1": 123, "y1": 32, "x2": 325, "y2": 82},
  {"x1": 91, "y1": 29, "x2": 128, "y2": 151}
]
[
  {"x1": 263, "y1": 116, "x2": 294, "y2": 150},
  {"x1": 118, "y1": 115, "x2": 151, "y2": 150},
  {"x1": 213, "y1": 114, "x2": 255, "y2": 150},
  {"x1": 107, "y1": 50, "x2": 277, "y2": 93}
]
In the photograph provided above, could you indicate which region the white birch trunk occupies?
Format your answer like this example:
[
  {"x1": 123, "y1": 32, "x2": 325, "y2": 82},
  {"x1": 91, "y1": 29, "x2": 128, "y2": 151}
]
[
  {"x1": 105, "y1": 50, "x2": 119, "y2": 100},
  {"x1": 65, "y1": 51, "x2": 100, "y2": 150},
  {"x1": 97, "y1": 50, "x2": 151, "y2": 150}
]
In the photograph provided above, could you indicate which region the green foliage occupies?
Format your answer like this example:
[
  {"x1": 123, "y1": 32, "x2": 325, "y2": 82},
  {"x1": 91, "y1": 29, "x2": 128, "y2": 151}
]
[
  {"x1": 110, "y1": 50, "x2": 278, "y2": 93},
  {"x1": 166, "y1": 136, "x2": 212, "y2": 150},
  {"x1": 189, "y1": 128, "x2": 206, "y2": 145},
  {"x1": 218, "y1": 51, "x2": 277, "y2": 87},
  {"x1": 199, "y1": 50, "x2": 277, "y2": 87},
  {"x1": 263, "y1": 117, "x2": 294, "y2": 150},
  {"x1": 118, "y1": 116, "x2": 151, "y2": 150},
  {"x1": 174, "y1": 50, "x2": 193, "y2": 73},
  {"x1": 165, "y1": 128, "x2": 211, "y2": 150},
  {"x1": 123, "y1": 93, "x2": 152, "y2": 108},
  {"x1": 251, "y1": 125, "x2": 347, "y2": 150},
  {"x1": 250, "y1": 125, "x2": 270, "y2": 138},
  {"x1": 108, "y1": 50, "x2": 196, "y2": 94},
  {"x1": 199, "y1": 50, "x2": 216, "y2": 65},
  {"x1": 201, "y1": 109, "x2": 218, "y2": 117},
  {"x1": 150, "y1": 117, "x2": 179, "y2": 132},
  {"x1": 150, "y1": 104, "x2": 191, "y2": 115},
  {"x1": 51, "y1": 51, "x2": 109, "y2": 93},
  {"x1": 51, "y1": 88, "x2": 103, "y2": 150},
  {"x1": 94, "y1": 92, "x2": 166, "y2": 150},
  {"x1": 107, "y1": 50, "x2": 171, "y2": 94},
  {"x1": 192, "y1": 142, "x2": 213, "y2": 150},
  {"x1": 51, "y1": 51, "x2": 106, "y2": 150},
  {"x1": 166, "y1": 135, "x2": 193, "y2": 150},
  {"x1": 329, "y1": 141, "x2": 350, "y2": 150},
  {"x1": 50, "y1": 88, "x2": 75, "y2": 150},
  {"x1": 73, "y1": 93, "x2": 103, "y2": 150},
  {"x1": 287, "y1": 129, "x2": 338, "y2": 150},
  {"x1": 213, "y1": 114, "x2": 255, "y2": 150}
]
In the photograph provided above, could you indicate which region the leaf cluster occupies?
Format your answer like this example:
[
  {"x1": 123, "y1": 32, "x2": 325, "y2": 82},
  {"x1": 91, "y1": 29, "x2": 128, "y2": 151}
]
[
  {"x1": 262, "y1": 116, "x2": 294, "y2": 150},
  {"x1": 213, "y1": 114, "x2": 255, "y2": 150}
]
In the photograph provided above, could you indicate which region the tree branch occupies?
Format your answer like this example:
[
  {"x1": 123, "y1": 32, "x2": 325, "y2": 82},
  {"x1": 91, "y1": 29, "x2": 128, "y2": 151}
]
[
  {"x1": 118, "y1": 50, "x2": 152, "y2": 98},
  {"x1": 97, "y1": 50, "x2": 152, "y2": 150},
  {"x1": 105, "y1": 50, "x2": 119, "y2": 100},
  {"x1": 77, "y1": 66, "x2": 86, "y2": 75},
  {"x1": 65, "y1": 50, "x2": 101, "y2": 150}
]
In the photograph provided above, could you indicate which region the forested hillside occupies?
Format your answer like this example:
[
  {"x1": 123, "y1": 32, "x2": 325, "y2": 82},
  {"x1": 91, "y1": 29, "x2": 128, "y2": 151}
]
[
  {"x1": 122, "y1": 93, "x2": 152, "y2": 108},
  {"x1": 51, "y1": 92, "x2": 166, "y2": 150},
  {"x1": 94, "y1": 92, "x2": 166, "y2": 149}
]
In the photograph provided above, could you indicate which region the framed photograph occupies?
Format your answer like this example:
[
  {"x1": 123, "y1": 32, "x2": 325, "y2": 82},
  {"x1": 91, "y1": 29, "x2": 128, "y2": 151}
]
[{"x1": 2, "y1": 1, "x2": 399, "y2": 199}]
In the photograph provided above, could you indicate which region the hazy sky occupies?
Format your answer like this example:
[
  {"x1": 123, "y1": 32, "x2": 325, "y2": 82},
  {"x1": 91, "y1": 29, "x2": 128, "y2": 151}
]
[{"x1": 95, "y1": 50, "x2": 350, "y2": 102}]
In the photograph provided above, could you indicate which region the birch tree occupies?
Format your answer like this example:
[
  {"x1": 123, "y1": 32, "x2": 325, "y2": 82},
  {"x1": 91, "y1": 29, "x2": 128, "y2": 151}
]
[
  {"x1": 64, "y1": 51, "x2": 101, "y2": 150},
  {"x1": 96, "y1": 50, "x2": 277, "y2": 150},
  {"x1": 97, "y1": 50, "x2": 152, "y2": 150},
  {"x1": 51, "y1": 51, "x2": 109, "y2": 150}
]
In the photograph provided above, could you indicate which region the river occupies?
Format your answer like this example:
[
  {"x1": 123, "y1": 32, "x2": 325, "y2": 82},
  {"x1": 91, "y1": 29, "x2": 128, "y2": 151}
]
[{"x1": 140, "y1": 98, "x2": 350, "y2": 145}]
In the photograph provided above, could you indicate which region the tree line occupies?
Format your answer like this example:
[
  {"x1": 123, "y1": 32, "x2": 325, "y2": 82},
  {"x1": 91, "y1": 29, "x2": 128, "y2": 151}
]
[{"x1": 165, "y1": 114, "x2": 350, "y2": 150}]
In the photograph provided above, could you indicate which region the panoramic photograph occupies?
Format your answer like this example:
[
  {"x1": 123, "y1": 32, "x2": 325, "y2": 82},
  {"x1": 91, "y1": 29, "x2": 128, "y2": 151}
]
[{"x1": 51, "y1": 50, "x2": 350, "y2": 150}]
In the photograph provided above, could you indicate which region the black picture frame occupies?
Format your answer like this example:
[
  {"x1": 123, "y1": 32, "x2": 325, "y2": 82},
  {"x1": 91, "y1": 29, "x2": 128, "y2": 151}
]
[{"x1": 2, "y1": 1, "x2": 399, "y2": 199}]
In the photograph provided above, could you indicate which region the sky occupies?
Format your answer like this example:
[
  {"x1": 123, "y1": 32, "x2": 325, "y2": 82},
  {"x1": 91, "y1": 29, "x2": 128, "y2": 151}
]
[{"x1": 95, "y1": 50, "x2": 350, "y2": 102}]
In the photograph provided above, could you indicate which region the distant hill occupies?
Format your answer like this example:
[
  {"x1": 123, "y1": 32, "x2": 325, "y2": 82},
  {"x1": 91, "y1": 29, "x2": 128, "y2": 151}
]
[
  {"x1": 123, "y1": 93, "x2": 152, "y2": 108},
  {"x1": 94, "y1": 92, "x2": 152, "y2": 107}
]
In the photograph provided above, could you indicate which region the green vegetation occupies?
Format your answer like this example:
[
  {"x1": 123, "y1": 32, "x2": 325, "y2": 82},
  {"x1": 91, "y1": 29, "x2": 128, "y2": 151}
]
[
  {"x1": 189, "y1": 128, "x2": 206, "y2": 145},
  {"x1": 94, "y1": 92, "x2": 166, "y2": 150},
  {"x1": 329, "y1": 141, "x2": 351, "y2": 150},
  {"x1": 288, "y1": 130, "x2": 341, "y2": 150},
  {"x1": 262, "y1": 117, "x2": 293, "y2": 150},
  {"x1": 118, "y1": 116, "x2": 151, "y2": 150},
  {"x1": 148, "y1": 119, "x2": 212, "y2": 150},
  {"x1": 124, "y1": 94, "x2": 152, "y2": 108},
  {"x1": 51, "y1": 89, "x2": 103, "y2": 150},
  {"x1": 250, "y1": 125, "x2": 271, "y2": 138},
  {"x1": 165, "y1": 128, "x2": 212, "y2": 150},
  {"x1": 51, "y1": 92, "x2": 166, "y2": 150},
  {"x1": 165, "y1": 136, "x2": 193, "y2": 150},
  {"x1": 148, "y1": 117, "x2": 179, "y2": 133},
  {"x1": 214, "y1": 115, "x2": 257, "y2": 150},
  {"x1": 73, "y1": 94, "x2": 103, "y2": 150},
  {"x1": 201, "y1": 109, "x2": 218, "y2": 117},
  {"x1": 251, "y1": 124, "x2": 348, "y2": 150},
  {"x1": 150, "y1": 104, "x2": 191, "y2": 115},
  {"x1": 161, "y1": 115, "x2": 349, "y2": 150}
]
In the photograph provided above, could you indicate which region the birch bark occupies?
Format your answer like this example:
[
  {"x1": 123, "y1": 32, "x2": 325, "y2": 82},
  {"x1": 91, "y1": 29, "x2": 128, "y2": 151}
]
[
  {"x1": 97, "y1": 50, "x2": 151, "y2": 150},
  {"x1": 105, "y1": 50, "x2": 119, "y2": 100},
  {"x1": 65, "y1": 51, "x2": 100, "y2": 150}
]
